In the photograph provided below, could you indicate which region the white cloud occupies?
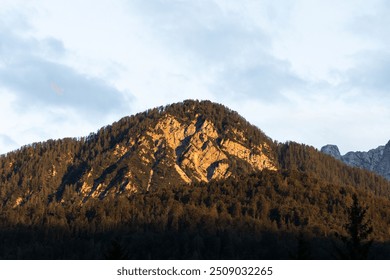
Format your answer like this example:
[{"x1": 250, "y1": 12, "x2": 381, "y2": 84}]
[
  {"x1": 0, "y1": 134, "x2": 18, "y2": 155},
  {"x1": 0, "y1": 0, "x2": 389, "y2": 154},
  {"x1": 267, "y1": 0, "x2": 381, "y2": 83},
  {"x1": 0, "y1": 7, "x2": 132, "y2": 153},
  {"x1": 227, "y1": 87, "x2": 390, "y2": 154},
  {"x1": 0, "y1": 86, "x2": 118, "y2": 154}
]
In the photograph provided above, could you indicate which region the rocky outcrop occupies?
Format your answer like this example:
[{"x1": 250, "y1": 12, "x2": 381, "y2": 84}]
[
  {"x1": 74, "y1": 113, "x2": 277, "y2": 199},
  {"x1": 321, "y1": 141, "x2": 390, "y2": 180},
  {"x1": 221, "y1": 139, "x2": 276, "y2": 171},
  {"x1": 143, "y1": 114, "x2": 276, "y2": 183},
  {"x1": 1, "y1": 101, "x2": 279, "y2": 204},
  {"x1": 376, "y1": 141, "x2": 390, "y2": 180},
  {"x1": 320, "y1": 145, "x2": 342, "y2": 160}
]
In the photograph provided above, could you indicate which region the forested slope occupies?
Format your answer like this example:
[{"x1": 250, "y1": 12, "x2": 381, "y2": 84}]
[{"x1": 0, "y1": 100, "x2": 389, "y2": 259}]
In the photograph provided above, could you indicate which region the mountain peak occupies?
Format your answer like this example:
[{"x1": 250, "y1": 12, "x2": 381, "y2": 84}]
[
  {"x1": 376, "y1": 140, "x2": 390, "y2": 179},
  {"x1": 3, "y1": 100, "x2": 278, "y2": 202},
  {"x1": 320, "y1": 142, "x2": 390, "y2": 180},
  {"x1": 320, "y1": 144, "x2": 341, "y2": 160}
]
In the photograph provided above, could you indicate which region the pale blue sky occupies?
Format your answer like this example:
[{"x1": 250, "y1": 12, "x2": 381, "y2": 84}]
[{"x1": 0, "y1": 0, "x2": 389, "y2": 154}]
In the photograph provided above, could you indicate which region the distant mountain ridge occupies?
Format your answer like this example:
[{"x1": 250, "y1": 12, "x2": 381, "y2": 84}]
[{"x1": 321, "y1": 141, "x2": 390, "y2": 180}]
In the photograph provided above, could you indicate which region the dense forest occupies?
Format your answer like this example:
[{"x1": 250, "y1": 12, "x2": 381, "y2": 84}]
[{"x1": 0, "y1": 100, "x2": 389, "y2": 259}]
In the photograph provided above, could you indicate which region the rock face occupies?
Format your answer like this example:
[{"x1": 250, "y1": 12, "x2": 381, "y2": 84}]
[
  {"x1": 58, "y1": 101, "x2": 279, "y2": 202},
  {"x1": 376, "y1": 142, "x2": 390, "y2": 180},
  {"x1": 80, "y1": 113, "x2": 277, "y2": 200},
  {"x1": 320, "y1": 145, "x2": 342, "y2": 160},
  {"x1": 0, "y1": 100, "x2": 279, "y2": 206},
  {"x1": 321, "y1": 141, "x2": 390, "y2": 180}
]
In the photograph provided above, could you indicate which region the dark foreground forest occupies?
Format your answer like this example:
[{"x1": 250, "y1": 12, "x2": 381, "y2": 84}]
[{"x1": 1, "y1": 169, "x2": 389, "y2": 259}]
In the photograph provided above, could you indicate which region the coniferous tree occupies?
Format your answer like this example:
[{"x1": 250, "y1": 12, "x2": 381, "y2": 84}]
[
  {"x1": 104, "y1": 239, "x2": 129, "y2": 260},
  {"x1": 337, "y1": 194, "x2": 373, "y2": 259},
  {"x1": 290, "y1": 231, "x2": 311, "y2": 260}
]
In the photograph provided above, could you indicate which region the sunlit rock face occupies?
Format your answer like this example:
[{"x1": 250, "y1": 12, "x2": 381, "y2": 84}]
[
  {"x1": 81, "y1": 113, "x2": 277, "y2": 199},
  {"x1": 2, "y1": 100, "x2": 279, "y2": 205}
]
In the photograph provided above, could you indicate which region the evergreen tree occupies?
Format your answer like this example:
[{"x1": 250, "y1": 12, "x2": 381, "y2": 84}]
[
  {"x1": 104, "y1": 239, "x2": 129, "y2": 260},
  {"x1": 290, "y1": 231, "x2": 311, "y2": 260},
  {"x1": 337, "y1": 194, "x2": 373, "y2": 259}
]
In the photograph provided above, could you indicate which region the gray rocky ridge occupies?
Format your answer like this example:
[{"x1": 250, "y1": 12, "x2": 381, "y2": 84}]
[
  {"x1": 320, "y1": 145, "x2": 341, "y2": 160},
  {"x1": 321, "y1": 141, "x2": 390, "y2": 180}
]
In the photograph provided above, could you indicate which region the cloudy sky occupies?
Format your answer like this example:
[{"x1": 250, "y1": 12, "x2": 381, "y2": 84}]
[{"x1": 0, "y1": 0, "x2": 389, "y2": 155}]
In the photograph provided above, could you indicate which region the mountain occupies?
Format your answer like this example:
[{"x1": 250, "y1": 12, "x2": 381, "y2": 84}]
[
  {"x1": 321, "y1": 141, "x2": 390, "y2": 180},
  {"x1": 1, "y1": 100, "x2": 390, "y2": 259},
  {"x1": 1, "y1": 100, "x2": 277, "y2": 204}
]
